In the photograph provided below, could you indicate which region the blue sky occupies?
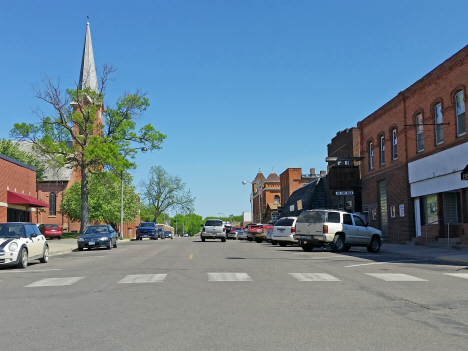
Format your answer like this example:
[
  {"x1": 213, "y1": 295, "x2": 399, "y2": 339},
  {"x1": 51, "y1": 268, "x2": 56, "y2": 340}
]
[{"x1": 1, "y1": 0, "x2": 467, "y2": 218}]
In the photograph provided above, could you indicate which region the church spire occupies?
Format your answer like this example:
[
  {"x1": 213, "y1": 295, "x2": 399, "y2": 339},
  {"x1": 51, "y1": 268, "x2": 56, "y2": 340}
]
[{"x1": 78, "y1": 22, "x2": 98, "y2": 93}]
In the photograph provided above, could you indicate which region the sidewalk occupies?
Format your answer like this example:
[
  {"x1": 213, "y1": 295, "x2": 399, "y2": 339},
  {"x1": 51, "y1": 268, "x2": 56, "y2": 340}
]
[
  {"x1": 380, "y1": 243, "x2": 468, "y2": 264},
  {"x1": 47, "y1": 238, "x2": 131, "y2": 255}
]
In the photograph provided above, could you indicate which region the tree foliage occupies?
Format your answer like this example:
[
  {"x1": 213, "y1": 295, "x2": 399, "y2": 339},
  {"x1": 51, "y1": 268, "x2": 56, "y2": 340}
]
[
  {"x1": 170, "y1": 213, "x2": 204, "y2": 236},
  {"x1": 10, "y1": 68, "x2": 165, "y2": 232},
  {"x1": 139, "y1": 165, "x2": 195, "y2": 221},
  {"x1": 0, "y1": 139, "x2": 46, "y2": 181},
  {"x1": 60, "y1": 171, "x2": 140, "y2": 229}
]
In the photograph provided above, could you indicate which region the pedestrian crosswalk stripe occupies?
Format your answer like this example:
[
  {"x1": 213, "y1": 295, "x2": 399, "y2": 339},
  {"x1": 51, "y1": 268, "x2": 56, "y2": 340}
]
[
  {"x1": 208, "y1": 273, "x2": 252, "y2": 281},
  {"x1": 366, "y1": 273, "x2": 427, "y2": 281},
  {"x1": 25, "y1": 277, "x2": 84, "y2": 287},
  {"x1": 289, "y1": 273, "x2": 341, "y2": 281},
  {"x1": 444, "y1": 273, "x2": 468, "y2": 280},
  {"x1": 118, "y1": 274, "x2": 167, "y2": 284}
]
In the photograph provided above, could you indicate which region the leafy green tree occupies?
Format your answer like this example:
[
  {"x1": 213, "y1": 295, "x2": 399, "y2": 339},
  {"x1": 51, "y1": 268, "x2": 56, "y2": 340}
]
[
  {"x1": 60, "y1": 171, "x2": 140, "y2": 229},
  {"x1": 0, "y1": 139, "x2": 46, "y2": 181},
  {"x1": 170, "y1": 213, "x2": 203, "y2": 236},
  {"x1": 10, "y1": 70, "x2": 165, "y2": 232},
  {"x1": 140, "y1": 165, "x2": 195, "y2": 221}
]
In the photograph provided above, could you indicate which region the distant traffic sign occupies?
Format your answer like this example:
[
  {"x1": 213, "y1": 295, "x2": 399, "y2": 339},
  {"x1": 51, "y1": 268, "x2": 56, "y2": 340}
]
[{"x1": 335, "y1": 190, "x2": 354, "y2": 195}]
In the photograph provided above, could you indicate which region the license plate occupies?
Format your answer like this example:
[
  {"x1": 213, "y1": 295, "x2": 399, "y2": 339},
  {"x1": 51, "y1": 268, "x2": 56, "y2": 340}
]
[
  {"x1": 300, "y1": 235, "x2": 312, "y2": 240},
  {"x1": 144, "y1": 235, "x2": 148, "y2": 238},
  {"x1": 211, "y1": 233, "x2": 217, "y2": 236},
  {"x1": 88, "y1": 241, "x2": 95, "y2": 245}
]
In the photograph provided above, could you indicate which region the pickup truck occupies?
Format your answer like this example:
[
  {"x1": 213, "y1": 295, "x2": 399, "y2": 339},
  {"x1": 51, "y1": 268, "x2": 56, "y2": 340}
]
[
  {"x1": 247, "y1": 224, "x2": 273, "y2": 243},
  {"x1": 201, "y1": 219, "x2": 226, "y2": 242},
  {"x1": 293, "y1": 210, "x2": 382, "y2": 253}
]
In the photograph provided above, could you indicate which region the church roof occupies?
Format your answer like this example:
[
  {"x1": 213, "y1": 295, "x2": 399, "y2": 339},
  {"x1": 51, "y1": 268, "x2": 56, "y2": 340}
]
[
  {"x1": 253, "y1": 170, "x2": 265, "y2": 182},
  {"x1": 266, "y1": 170, "x2": 280, "y2": 182},
  {"x1": 78, "y1": 22, "x2": 98, "y2": 93}
]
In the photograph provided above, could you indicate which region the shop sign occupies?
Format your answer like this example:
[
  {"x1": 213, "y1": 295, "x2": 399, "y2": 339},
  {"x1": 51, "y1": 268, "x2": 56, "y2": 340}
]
[{"x1": 462, "y1": 164, "x2": 468, "y2": 180}]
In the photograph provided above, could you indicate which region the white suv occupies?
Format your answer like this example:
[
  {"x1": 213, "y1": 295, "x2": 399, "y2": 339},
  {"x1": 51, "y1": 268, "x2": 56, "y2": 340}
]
[
  {"x1": 293, "y1": 210, "x2": 382, "y2": 253},
  {"x1": 271, "y1": 217, "x2": 298, "y2": 247},
  {"x1": 201, "y1": 219, "x2": 226, "y2": 242}
]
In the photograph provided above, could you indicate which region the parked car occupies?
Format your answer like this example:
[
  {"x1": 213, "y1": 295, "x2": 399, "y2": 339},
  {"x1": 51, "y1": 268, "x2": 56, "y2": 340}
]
[
  {"x1": 165, "y1": 231, "x2": 173, "y2": 239},
  {"x1": 183, "y1": 233, "x2": 189, "y2": 237},
  {"x1": 157, "y1": 228, "x2": 165, "y2": 239},
  {"x1": 266, "y1": 227, "x2": 274, "y2": 243},
  {"x1": 136, "y1": 222, "x2": 158, "y2": 240},
  {"x1": 38, "y1": 223, "x2": 63, "y2": 240},
  {"x1": 77, "y1": 225, "x2": 118, "y2": 251},
  {"x1": 293, "y1": 210, "x2": 382, "y2": 253},
  {"x1": 247, "y1": 224, "x2": 273, "y2": 243},
  {"x1": 237, "y1": 229, "x2": 248, "y2": 240},
  {"x1": 201, "y1": 219, "x2": 226, "y2": 242},
  {"x1": 271, "y1": 217, "x2": 298, "y2": 246},
  {"x1": 0, "y1": 222, "x2": 49, "y2": 268},
  {"x1": 227, "y1": 230, "x2": 238, "y2": 240}
]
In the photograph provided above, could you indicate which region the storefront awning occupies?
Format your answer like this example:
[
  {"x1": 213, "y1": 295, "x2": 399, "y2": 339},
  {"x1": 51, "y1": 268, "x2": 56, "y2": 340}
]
[{"x1": 7, "y1": 191, "x2": 49, "y2": 208}]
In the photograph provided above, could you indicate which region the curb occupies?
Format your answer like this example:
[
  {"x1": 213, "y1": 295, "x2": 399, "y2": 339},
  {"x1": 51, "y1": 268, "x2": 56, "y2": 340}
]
[{"x1": 436, "y1": 256, "x2": 468, "y2": 264}]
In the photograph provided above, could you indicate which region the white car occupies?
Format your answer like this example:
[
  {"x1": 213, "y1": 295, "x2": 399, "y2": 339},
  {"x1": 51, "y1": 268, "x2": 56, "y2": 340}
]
[
  {"x1": 201, "y1": 219, "x2": 226, "y2": 242},
  {"x1": 0, "y1": 222, "x2": 49, "y2": 268},
  {"x1": 271, "y1": 217, "x2": 298, "y2": 247}
]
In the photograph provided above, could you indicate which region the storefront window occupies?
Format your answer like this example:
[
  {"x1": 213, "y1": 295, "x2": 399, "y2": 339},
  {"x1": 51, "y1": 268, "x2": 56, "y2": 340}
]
[{"x1": 422, "y1": 194, "x2": 438, "y2": 225}]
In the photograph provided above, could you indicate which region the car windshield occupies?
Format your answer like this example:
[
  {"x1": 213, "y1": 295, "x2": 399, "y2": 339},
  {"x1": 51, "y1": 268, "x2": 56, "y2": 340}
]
[
  {"x1": 0, "y1": 224, "x2": 26, "y2": 238},
  {"x1": 83, "y1": 226, "x2": 110, "y2": 235},
  {"x1": 297, "y1": 211, "x2": 327, "y2": 224},
  {"x1": 139, "y1": 222, "x2": 155, "y2": 228},
  {"x1": 205, "y1": 220, "x2": 223, "y2": 226},
  {"x1": 274, "y1": 218, "x2": 295, "y2": 226}
]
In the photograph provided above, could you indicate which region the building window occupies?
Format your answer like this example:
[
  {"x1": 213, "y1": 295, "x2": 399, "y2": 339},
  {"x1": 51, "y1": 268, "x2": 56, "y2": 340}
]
[
  {"x1": 274, "y1": 195, "x2": 280, "y2": 204},
  {"x1": 391, "y1": 129, "x2": 397, "y2": 160},
  {"x1": 455, "y1": 90, "x2": 466, "y2": 137},
  {"x1": 49, "y1": 192, "x2": 57, "y2": 216},
  {"x1": 379, "y1": 135, "x2": 385, "y2": 165},
  {"x1": 416, "y1": 113, "x2": 424, "y2": 152},
  {"x1": 368, "y1": 141, "x2": 373, "y2": 170},
  {"x1": 422, "y1": 194, "x2": 438, "y2": 225},
  {"x1": 434, "y1": 103, "x2": 443, "y2": 144}
]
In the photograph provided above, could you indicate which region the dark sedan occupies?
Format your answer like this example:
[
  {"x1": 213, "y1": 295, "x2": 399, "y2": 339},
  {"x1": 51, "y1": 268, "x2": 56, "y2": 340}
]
[
  {"x1": 136, "y1": 222, "x2": 158, "y2": 240},
  {"x1": 77, "y1": 225, "x2": 118, "y2": 251}
]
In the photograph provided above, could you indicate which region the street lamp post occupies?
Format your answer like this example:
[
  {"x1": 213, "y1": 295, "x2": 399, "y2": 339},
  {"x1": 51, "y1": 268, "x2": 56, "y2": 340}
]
[
  {"x1": 242, "y1": 180, "x2": 263, "y2": 223},
  {"x1": 120, "y1": 147, "x2": 147, "y2": 240},
  {"x1": 218, "y1": 212, "x2": 225, "y2": 225}
]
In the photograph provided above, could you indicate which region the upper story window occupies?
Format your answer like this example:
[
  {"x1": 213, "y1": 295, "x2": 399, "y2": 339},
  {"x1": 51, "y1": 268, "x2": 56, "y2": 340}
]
[
  {"x1": 49, "y1": 192, "x2": 57, "y2": 216},
  {"x1": 434, "y1": 103, "x2": 443, "y2": 145},
  {"x1": 379, "y1": 135, "x2": 385, "y2": 165},
  {"x1": 416, "y1": 113, "x2": 424, "y2": 152},
  {"x1": 368, "y1": 141, "x2": 374, "y2": 170},
  {"x1": 455, "y1": 90, "x2": 466, "y2": 137},
  {"x1": 391, "y1": 128, "x2": 397, "y2": 160}
]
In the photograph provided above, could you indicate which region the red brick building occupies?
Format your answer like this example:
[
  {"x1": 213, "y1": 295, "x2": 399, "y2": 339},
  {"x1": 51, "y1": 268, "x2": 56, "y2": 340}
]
[
  {"x1": 250, "y1": 170, "x2": 281, "y2": 224},
  {"x1": 358, "y1": 45, "x2": 468, "y2": 244},
  {"x1": 0, "y1": 154, "x2": 49, "y2": 223}
]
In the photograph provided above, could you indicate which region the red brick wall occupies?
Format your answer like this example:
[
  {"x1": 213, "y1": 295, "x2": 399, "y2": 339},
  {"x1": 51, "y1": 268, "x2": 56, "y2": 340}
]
[{"x1": 280, "y1": 168, "x2": 309, "y2": 207}]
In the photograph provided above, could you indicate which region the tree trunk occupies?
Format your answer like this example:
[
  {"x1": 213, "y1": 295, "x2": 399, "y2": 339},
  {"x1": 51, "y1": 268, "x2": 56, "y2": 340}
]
[{"x1": 80, "y1": 166, "x2": 90, "y2": 233}]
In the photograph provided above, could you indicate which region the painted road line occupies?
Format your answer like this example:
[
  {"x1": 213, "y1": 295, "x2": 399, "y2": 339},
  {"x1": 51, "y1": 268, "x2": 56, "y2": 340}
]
[
  {"x1": 289, "y1": 273, "x2": 341, "y2": 282},
  {"x1": 444, "y1": 273, "x2": 468, "y2": 279},
  {"x1": 189, "y1": 254, "x2": 193, "y2": 259},
  {"x1": 345, "y1": 260, "x2": 419, "y2": 268},
  {"x1": 118, "y1": 274, "x2": 167, "y2": 284},
  {"x1": 25, "y1": 277, "x2": 84, "y2": 287},
  {"x1": 0, "y1": 269, "x2": 61, "y2": 274},
  {"x1": 208, "y1": 273, "x2": 252, "y2": 281},
  {"x1": 366, "y1": 273, "x2": 427, "y2": 282}
]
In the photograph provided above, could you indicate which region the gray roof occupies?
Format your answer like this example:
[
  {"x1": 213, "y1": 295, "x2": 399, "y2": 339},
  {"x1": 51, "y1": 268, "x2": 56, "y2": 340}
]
[
  {"x1": 280, "y1": 177, "x2": 329, "y2": 218},
  {"x1": 14, "y1": 142, "x2": 73, "y2": 182},
  {"x1": 78, "y1": 22, "x2": 98, "y2": 93}
]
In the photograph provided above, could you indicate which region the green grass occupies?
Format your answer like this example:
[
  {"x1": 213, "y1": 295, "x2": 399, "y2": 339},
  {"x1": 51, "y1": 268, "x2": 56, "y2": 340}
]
[{"x1": 61, "y1": 232, "x2": 81, "y2": 239}]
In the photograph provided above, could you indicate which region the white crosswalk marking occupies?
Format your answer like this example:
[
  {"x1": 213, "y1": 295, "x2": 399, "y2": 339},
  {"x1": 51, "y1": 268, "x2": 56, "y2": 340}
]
[
  {"x1": 118, "y1": 274, "x2": 167, "y2": 284},
  {"x1": 444, "y1": 273, "x2": 468, "y2": 280},
  {"x1": 366, "y1": 273, "x2": 427, "y2": 282},
  {"x1": 208, "y1": 273, "x2": 252, "y2": 281},
  {"x1": 289, "y1": 273, "x2": 341, "y2": 281},
  {"x1": 25, "y1": 277, "x2": 84, "y2": 287}
]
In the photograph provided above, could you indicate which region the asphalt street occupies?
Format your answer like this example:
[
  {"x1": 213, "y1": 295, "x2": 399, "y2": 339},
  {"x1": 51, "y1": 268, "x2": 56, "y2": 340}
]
[{"x1": 1, "y1": 238, "x2": 468, "y2": 351}]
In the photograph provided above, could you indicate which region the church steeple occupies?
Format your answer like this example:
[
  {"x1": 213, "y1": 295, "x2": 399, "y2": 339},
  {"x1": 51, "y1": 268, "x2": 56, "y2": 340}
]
[{"x1": 78, "y1": 22, "x2": 98, "y2": 93}]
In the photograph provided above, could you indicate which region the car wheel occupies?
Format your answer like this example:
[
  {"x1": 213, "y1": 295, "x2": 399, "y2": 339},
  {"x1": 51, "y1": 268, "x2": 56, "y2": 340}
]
[
  {"x1": 279, "y1": 242, "x2": 288, "y2": 247},
  {"x1": 58, "y1": 236, "x2": 62, "y2": 240},
  {"x1": 107, "y1": 241, "x2": 112, "y2": 250},
  {"x1": 367, "y1": 236, "x2": 381, "y2": 253},
  {"x1": 221, "y1": 238, "x2": 226, "y2": 242},
  {"x1": 78, "y1": 247, "x2": 84, "y2": 251},
  {"x1": 331, "y1": 234, "x2": 345, "y2": 252},
  {"x1": 343, "y1": 246, "x2": 351, "y2": 252},
  {"x1": 113, "y1": 239, "x2": 117, "y2": 248},
  {"x1": 255, "y1": 238, "x2": 263, "y2": 243},
  {"x1": 39, "y1": 246, "x2": 49, "y2": 263},
  {"x1": 201, "y1": 237, "x2": 205, "y2": 242},
  {"x1": 301, "y1": 244, "x2": 314, "y2": 252},
  {"x1": 271, "y1": 241, "x2": 277, "y2": 245},
  {"x1": 17, "y1": 248, "x2": 28, "y2": 268}
]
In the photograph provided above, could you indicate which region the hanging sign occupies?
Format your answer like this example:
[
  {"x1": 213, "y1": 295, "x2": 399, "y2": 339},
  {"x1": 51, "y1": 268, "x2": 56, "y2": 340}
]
[{"x1": 461, "y1": 164, "x2": 468, "y2": 180}]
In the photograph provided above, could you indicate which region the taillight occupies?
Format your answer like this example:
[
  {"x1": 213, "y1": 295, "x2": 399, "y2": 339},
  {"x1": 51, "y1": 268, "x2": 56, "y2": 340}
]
[
  {"x1": 323, "y1": 225, "x2": 328, "y2": 234},
  {"x1": 291, "y1": 227, "x2": 295, "y2": 233},
  {"x1": 223, "y1": 228, "x2": 225, "y2": 232}
]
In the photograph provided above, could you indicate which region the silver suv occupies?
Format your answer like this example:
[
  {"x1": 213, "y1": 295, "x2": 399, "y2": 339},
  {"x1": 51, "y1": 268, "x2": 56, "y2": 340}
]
[
  {"x1": 293, "y1": 210, "x2": 382, "y2": 253},
  {"x1": 201, "y1": 219, "x2": 226, "y2": 242}
]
